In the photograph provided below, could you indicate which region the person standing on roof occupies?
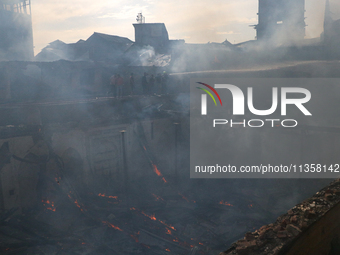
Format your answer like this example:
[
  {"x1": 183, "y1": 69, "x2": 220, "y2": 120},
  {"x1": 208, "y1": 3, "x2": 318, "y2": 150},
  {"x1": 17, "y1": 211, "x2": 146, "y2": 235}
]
[
  {"x1": 108, "y1": 74, "x2": 117, "y2": 96},
  {"x1": 149, "y1": 74, "x2": 155, "y2": 95},
  {"x1": 129, "y1": 73, "x2": 135, "y2": 95},
  {"x1": 141, "y1": 72, "x2": 148, "y2": 95},
  {"x1": 161, "y1": 71, "x2": 169, "y2": 94},
  {"x1": 155, "y1": 73, "x2": 162, "y2": 95},
  {"x1": 116, "y1": 74, "x2": 124, "y2": 98}
]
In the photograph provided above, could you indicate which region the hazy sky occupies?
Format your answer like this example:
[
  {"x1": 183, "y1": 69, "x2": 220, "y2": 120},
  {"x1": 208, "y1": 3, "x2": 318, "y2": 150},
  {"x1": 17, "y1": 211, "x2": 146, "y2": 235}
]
[{"x1": 31, "y1": 0, "x2": 335, "y2": 55}]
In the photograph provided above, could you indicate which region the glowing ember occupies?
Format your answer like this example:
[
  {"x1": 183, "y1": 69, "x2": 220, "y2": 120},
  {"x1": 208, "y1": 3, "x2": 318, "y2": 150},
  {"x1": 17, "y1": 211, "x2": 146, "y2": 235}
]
[
  {"x1": 152, "y1": 193, "x2": 164, "y2": 201},
  {"x1": 166, "y1": 248, "x2": 171, "y2": 252},
  {"x1": 199, "y1": 242, "x2": 204, "y2": 245},
  {"x1": 178, "y1": 192, "x2": 190, "y2": 202},
  {"x1": 74, "y1": 199, "x2": 83, "y2": 211},
  {"x1": 141, "y1": 211, "x2": 156, "y2": 221},
  {"x1": 219, "y1": 200, "x2": 233, "y2": 206},
  {"x1": 152, "y1": 164, "x2": 162, "y2": 176},
  {"x1": 131, "y1": 208, "x2": 176, "y2": 231},
  {"x1": 152, "y1": 164, "x2": 167, "y2": 183},
  {"x1": 130, "y1": 234, "x2": 139, "y2": 243},
  {"x1": 102, "y1": 221, "x2": 123, "y2": 231},
  {"x1": 173, "y1": 237, "x2": 179, "y2": 242},
  {"x1": 159, "y1": 219, "x2": 176, "y2": 231},
  {"x1": 248, "y1": 204, "x2": 254, "y2": 208},
  {"x1": 42, "y1": 199, "x2": 56, "y2": 212},
  {"x1": 165, "y1": 228, "x2": 172, "y2": 235},
  {"x1": 68, "y1": 194, "x2": 85, "y2": 212},
  {"x1": 98, "y1": 193, "x2": 118, "y2": 199}
]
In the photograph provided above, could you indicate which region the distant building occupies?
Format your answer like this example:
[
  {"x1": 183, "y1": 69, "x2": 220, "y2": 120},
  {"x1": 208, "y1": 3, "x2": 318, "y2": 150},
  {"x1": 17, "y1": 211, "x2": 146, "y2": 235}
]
[
  {"x1": 323, "y1": 0, "x2": 340, "y2": 57},
  {"x1": 0, "y1": 0, "x2": 34, "y2": 60},
  {"x1": 35, "y1": 32, "x2": 133, "y2": 62},
  {"x1": 133, "y1": 23, "x2": 170, "y2": 51},
  {"x1": 255, "y1": 0, "x2": 305, "y2": 43},
  {"x1": 324, "y1": 0, "x2": 340, "y2": 43}
]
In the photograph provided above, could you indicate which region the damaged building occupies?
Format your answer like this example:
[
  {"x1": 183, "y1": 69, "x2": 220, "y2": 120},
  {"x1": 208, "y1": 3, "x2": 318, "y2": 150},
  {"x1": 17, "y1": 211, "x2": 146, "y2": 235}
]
[
  {"x1": 323, "y1": 0, "x2": 340, "y2": 57},
  {"x1": 35, "y1": 33, "x2": 134, "y2": 63},
  {"x1": 254, "y1": 0, "x2": 306, "y2": 43}
]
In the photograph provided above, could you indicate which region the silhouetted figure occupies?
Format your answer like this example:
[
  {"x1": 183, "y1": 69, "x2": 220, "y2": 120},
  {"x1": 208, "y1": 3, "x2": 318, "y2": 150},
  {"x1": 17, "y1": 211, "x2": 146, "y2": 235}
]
[
  {"x1": 149, "y1": 74, "x2": 155, "y2": 94},
  {"x1": 108, "y1": 74, "x2": 117, "y2": 96},
  {"x1": 161, "y1": 71, "x2": 169, "y2": 94},
  {"x1": 116, "y1": 74, "x2": 124, "y2": 98},
  {"x1": 156, "y1": 73, "x2": 162, "y2": 94},
  {"x1": 141, "y1": 72, "x2": 148, "y2": 95},
  {"x1": 129, "y1": 73, "x2": 135, "y2": 95}
]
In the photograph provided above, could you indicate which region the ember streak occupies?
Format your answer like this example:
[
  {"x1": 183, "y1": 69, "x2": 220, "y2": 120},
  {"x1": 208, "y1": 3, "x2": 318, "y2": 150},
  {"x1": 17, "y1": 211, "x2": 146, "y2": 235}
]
[
  {"x1": 219, "y1": 200, "x2": 233, "y2": 206},
  {"x1": 102, "y1": 221, "x2": 123, "y2": 231},
  {"x1": 130, "y1": 207, "x2": 176, "y2": 230},
  {"x1": 98, "y1": 193, "x2": 118, "y2": 199},
  {"x1": 152, "y1": 163, "x2": 167, "y2": 183}
]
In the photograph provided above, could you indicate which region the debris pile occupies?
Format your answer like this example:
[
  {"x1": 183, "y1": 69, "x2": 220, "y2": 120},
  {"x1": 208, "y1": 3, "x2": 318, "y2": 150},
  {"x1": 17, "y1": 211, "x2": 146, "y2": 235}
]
[{"x1": 221, "y1": 179, "x2": 340, "y2": 255}]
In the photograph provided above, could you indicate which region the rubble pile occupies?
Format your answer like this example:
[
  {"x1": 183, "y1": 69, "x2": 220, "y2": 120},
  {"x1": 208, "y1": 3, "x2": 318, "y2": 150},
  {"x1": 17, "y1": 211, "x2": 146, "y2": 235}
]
[{"x1": 220, "y1": 179, "x2": 340, "y2": 255}]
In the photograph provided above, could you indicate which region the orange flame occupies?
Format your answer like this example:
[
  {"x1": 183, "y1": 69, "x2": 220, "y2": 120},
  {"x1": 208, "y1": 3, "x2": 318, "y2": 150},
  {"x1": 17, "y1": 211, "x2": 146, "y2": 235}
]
[
  {"x1": 152, "y1": 164, "x2": 162, "y2": 176},
  {"x1": 219, "y1": 200, "x2": 233, "y2": 206},
  {"x1": 166, "y1": 228, "x2": 172, "y2": 235},
  {"x1": 42, "y1": 199, "x2": 56, "y2": 212},
  {"x1": 166, "y1": 248, "x2": 171, "y2": 252},
  {"x1": 68, "y1": 194, "x2": 85, "y2": 212},
  {"x1": 98, "y1": 193, "x2": 118, "y2": 199},
  {"x1": 102, "y1": 221, "x2": 123, "y2": 231},
  {"x1": 159, "y1": 219, "x2": 176, "y2": 231},
  {"x1": 141, "y1": 211, "x2": 156, "y2": 221},
  {"x1": 152, "y1": 164, "x2": 167, "y2": 183},
  {"x1": 132, "y1": 208, "x2": 176, "y2": 231}
]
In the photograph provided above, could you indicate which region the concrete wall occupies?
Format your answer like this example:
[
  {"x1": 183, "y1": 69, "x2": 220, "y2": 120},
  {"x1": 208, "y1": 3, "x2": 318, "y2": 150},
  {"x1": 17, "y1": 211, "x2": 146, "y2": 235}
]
[{"x1": 284, "y1": 201, "x2": 340, "y2": 255}]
